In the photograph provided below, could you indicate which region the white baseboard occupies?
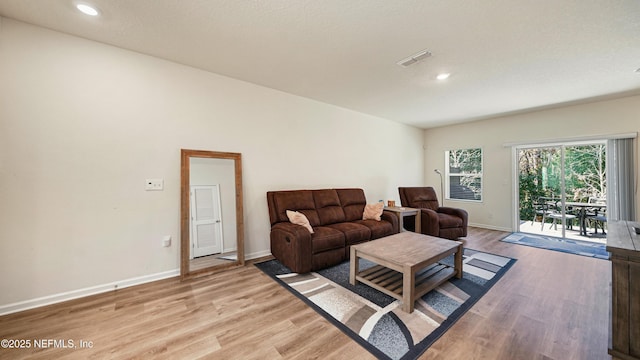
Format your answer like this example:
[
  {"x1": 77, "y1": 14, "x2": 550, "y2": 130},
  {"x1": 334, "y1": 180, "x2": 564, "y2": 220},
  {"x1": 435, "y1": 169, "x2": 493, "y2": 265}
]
[
  {"x1": 2, "y1": 250, "x2": 275, "y2": 316},
  {"x1": 0, "y1": 269, "x2": 180, "y2": 316},
  {"x1": 469, "y1": 222, "x2": 513, "y2": 233},
  {"x1": 245, "y1": 250, "x2": 272, "y2": 260}
]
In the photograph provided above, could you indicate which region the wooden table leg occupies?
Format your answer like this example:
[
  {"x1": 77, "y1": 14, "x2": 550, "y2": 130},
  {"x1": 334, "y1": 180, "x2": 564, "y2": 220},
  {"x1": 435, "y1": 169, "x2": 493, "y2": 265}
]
[
  {"x1": 349, "y1": 247, "x2": 358, "y2": 285},
  {"x1": 455, "y1": 244, "x2": 463, "y2": 279},
  {"x1": 402, "y1": 266, "x2": 415, "y2": 313},
  {"x1": 398, "y1": 214, "x2": 405, "y2": 232}
]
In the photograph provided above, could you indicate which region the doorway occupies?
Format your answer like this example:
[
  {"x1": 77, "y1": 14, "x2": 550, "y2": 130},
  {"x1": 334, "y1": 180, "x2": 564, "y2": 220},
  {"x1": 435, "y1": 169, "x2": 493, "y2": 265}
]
[
  {"x1": 517, "y1": 142, "x2": 607, "y2": 242},
  {"x1": 190, "y1": 184, "x2": 223, "y2": 259}
]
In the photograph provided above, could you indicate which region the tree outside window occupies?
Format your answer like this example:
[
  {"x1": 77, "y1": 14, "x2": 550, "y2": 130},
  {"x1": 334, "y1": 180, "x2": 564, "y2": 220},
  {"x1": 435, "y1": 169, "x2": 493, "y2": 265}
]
[
  {"x1": 518, "y1": 143, "x2": 606, "y2": 221},
  {"x1": 445, "y1": 148, "x2": 482, "y2": 201}
]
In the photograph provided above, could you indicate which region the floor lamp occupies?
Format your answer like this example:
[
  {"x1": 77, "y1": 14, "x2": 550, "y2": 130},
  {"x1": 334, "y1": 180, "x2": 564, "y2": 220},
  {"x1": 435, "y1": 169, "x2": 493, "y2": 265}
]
[{"x1": 434, "y1": 169, "x2": 444, "y2": 206}]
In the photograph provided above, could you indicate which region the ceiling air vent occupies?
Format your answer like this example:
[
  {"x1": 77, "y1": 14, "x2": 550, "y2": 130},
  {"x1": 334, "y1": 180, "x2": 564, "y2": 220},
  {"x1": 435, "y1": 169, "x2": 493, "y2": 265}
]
[{"x1": 396, "y1": 50, "x2": 432, "y2": 67}]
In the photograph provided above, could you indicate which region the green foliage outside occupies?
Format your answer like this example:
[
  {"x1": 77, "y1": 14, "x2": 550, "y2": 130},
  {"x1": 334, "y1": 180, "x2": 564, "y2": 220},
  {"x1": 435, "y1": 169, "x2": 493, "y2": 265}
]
[
  {"x1": 518, "y1": 144, "x2": 606, "y2": 220},
  {"x1": 448, "y1": 148, "x2": 482, "y2": 201}
]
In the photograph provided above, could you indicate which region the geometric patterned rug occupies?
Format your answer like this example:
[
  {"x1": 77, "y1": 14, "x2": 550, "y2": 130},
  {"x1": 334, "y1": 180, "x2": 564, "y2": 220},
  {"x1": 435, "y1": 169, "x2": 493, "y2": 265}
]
[
  {"x1": 501, "y1": 232, "x2": 609, "y2": 260},
  {"x1": 255, "y1": 249, "x2": 516, "y2": 360}
]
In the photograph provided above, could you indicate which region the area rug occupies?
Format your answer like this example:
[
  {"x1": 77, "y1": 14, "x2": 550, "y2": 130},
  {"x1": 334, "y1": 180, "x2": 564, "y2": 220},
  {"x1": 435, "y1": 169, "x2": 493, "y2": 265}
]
[
  {"x1": 255, "y1": 249, "x2": 516, "y2": 360},
  {"x1": 501, "y1": 232, "x2": 609, "y2": 260}
]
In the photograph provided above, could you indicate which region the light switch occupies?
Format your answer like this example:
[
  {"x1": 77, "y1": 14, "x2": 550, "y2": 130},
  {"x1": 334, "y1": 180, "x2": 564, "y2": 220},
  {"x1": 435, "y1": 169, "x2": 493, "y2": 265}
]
[{"x1": 145, "y1": 178, "x2": 164, "y2": 191}]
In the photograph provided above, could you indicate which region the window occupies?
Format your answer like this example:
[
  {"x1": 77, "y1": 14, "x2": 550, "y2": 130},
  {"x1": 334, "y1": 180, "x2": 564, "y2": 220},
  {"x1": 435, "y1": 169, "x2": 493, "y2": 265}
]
[{"x1": 445, "y1": 148, "x2": 482, "y2": 201}]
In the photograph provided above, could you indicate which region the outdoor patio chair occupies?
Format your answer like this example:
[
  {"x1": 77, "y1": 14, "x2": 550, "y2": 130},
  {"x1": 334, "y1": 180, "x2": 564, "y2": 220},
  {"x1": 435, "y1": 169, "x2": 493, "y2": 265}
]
[
  {"x1": 585, "y1": 197, "x2": 607, "y2": 235},
  {"x1": 538, "y1": 197, "x2": 576, "y2": 231},
  {"x1": 531, "y1": 197, "x2": 553, "y2": 228},
  {"x1": 545, "y1": 202, "x2": 577, "y2": 231}
]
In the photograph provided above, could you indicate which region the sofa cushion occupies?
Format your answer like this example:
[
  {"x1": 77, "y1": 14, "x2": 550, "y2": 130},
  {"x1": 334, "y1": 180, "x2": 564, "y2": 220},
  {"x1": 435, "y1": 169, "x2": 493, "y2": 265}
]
[
  {"x1": 313, "y1": 189, "x2": 346, "y2": 225},
  {"x1": 325, "y1": 222, "x2": 371, "y2": 246},
  {"x1": 362, "y1": 202, "x2": 384, "y2": 221},
  {"x1": 270, "y1": 190, "x2": 320, "y2": 226},
  {"x1": 286, "y1": 210, "x2": 314, "y2": 233},
  {"x1": 355, "y1": 219, "x2": 394, "y2": 239},
  {"x1": 311, "y1": 226, "x2": 345, "y2": 254},
  {"x1": 336, "y1": 188, "x2": 367, "y2": 221}
]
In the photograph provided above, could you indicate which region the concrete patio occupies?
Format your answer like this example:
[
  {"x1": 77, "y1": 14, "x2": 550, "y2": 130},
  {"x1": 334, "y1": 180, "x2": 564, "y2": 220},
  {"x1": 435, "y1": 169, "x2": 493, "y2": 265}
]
[{"x1": 518, "y1": 218, "x2": 607, "y2": 244}]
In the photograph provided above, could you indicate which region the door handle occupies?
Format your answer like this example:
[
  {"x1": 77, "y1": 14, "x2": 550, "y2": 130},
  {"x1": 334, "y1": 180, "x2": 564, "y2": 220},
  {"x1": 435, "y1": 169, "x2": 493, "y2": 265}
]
[{"x1": 215, "y1": 220, "x2": 221, "y2": 223}]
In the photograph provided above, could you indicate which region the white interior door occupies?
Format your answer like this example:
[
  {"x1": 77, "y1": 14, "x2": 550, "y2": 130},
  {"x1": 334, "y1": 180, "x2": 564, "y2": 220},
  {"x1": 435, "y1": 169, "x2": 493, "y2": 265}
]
[{"x1": 190, "y1": 185, "x2": 223, "y2": 259}]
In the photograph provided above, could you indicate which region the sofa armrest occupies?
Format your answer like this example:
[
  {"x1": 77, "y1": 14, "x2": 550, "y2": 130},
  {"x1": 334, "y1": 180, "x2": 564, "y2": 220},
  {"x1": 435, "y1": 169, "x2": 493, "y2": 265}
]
[
  {"x1": 270, "y1": 222, "x2": 313, "y2": 273},
  {"x1": 381, "y1": 210, "x2": 400, "y2": 233}
]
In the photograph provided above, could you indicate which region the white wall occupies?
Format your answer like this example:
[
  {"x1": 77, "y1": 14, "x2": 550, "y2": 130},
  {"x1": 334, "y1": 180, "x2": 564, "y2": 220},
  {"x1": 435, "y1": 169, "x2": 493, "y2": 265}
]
[
  {"x1": 0, "y1": 18, "x2": 424, "y2": 309},
  {"x1": 424, "y1": 95, "x2": 640, "y2": 231}
]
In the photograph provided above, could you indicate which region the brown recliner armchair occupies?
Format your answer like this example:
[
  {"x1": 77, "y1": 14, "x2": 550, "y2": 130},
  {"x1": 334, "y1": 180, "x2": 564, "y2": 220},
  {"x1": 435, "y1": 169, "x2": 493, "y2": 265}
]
[{"x1": 398, "y1": 187, "x2": 468, "y2": 239}]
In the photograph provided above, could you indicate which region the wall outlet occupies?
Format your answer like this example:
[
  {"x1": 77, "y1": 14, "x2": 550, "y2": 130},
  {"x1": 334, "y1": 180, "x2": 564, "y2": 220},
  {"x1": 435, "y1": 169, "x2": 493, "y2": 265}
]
[
  {"x1": 162, "y1": 235, "x2": 171, "y2": 247},
  {"x1": 145, "y1": 179, "x2": 164, "y2": 191}
]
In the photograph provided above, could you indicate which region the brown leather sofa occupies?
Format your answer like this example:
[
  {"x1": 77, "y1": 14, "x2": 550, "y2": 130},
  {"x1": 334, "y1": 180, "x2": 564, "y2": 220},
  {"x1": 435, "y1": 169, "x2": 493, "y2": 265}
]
[
  {"x1": 267, "y1": 188, "x2": 399, "y2": 273},
  {"x1": 398, "y1": 187, "x2": 468, "y2": 240}
]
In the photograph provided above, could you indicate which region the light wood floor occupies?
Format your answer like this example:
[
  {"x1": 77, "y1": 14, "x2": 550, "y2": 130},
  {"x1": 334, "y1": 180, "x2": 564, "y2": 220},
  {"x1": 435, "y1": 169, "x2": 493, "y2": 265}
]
[
  {"x1": 0, "y1": 227, "x2": 611, "y2": 360},
  {"x1": 189, "y1": 252, "x2": 237, "y2": 271}
]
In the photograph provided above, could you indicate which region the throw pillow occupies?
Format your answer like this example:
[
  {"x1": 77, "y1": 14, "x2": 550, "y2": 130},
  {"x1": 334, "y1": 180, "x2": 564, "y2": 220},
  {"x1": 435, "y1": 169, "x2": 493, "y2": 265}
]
[
  {"x1": 286, "y1": 210, "x2": 314, "y2": 233},
  {"x1": 362, "y1": 202, "x2": 384, "y2": 221}
]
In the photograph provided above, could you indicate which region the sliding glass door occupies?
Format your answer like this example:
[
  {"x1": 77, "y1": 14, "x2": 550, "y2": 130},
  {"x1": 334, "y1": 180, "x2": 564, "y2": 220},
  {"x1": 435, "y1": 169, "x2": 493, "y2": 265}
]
[{"x1": 517, "y1": 142, "x2": 606, "y2": 240}]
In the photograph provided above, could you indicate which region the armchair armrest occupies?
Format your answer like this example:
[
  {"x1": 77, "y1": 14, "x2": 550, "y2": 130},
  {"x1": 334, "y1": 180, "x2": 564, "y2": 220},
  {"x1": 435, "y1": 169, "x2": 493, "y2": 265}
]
[
  {"x1": 419, "y1": 209, "x2": 440, "y2": 237},
  {"x1": 438, "y1": 207, "x2": 468, "y2": 225},
  {"x1": 438, "y1": 207, "x2": 468, "y2": 236}
]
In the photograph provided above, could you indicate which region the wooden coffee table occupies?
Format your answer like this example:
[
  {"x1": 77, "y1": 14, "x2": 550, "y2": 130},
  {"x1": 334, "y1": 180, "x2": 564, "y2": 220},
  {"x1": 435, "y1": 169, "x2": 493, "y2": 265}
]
[{"x1": 349, "y1": 232, "x2": 463, "y2": 313}]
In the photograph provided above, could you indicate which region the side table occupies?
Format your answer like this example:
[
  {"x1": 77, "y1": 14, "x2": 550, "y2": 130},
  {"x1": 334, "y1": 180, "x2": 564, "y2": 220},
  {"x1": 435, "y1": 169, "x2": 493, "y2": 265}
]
[{"x1": 384, "y1": 206, "x2": 421, "y2": 233}]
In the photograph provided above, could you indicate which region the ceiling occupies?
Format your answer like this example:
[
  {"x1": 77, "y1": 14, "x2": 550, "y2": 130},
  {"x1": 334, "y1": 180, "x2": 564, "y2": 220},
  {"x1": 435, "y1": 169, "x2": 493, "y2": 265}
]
[{"x1": 1, "y1": 0, "x2": 639, "y2": 128}]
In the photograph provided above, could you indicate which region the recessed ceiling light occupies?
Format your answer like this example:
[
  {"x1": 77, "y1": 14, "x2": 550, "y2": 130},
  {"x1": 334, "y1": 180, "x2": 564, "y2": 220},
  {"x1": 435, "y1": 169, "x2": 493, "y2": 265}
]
[
  {"x1": 76, "y1": 4, "x2": 99, "y2": 16},
  {"x1": 436, "y1": 73, "x2": 451, "y2": 80}
]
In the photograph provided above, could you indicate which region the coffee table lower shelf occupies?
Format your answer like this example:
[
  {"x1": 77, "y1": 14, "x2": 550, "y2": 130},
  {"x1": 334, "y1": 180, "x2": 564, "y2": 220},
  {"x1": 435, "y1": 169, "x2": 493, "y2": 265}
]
[
  {"x1": 349, "y1": 232, "x2": 463, "y2": 313},
  {"x1": 355, "y1": 263, "x2": 457, "y2": 305}
]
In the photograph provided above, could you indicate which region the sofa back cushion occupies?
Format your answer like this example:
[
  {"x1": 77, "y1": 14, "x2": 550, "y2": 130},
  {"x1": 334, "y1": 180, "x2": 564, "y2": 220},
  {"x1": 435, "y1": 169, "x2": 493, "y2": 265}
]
[
  {"x1": 313, "y1": 189, "x2": 346, "y2": 225},
  {"x1": 268, "y1": 188, "x2": 370, "y2": 226},
  {"x1": 336, "y1": 188, "x2": 367, "y2": 221},
  {"x1": 399, "y1": 187, "x2": 439, "y2": 211},
  {"x1": 267, "y1": 190, "x2": 320, "y2": 226}
]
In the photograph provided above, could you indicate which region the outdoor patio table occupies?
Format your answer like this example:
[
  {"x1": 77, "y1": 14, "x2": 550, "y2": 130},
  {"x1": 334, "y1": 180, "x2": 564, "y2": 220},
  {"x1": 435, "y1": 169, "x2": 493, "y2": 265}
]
[{"x1": 561, "y1": 201, "x2": 607, "y2": 236}]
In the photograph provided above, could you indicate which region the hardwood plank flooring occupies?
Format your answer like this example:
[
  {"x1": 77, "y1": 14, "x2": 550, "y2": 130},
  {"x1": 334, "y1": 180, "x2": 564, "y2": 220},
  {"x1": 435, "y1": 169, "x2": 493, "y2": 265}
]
[
  {"x1": 189, "y1": 252, "x2": 237, "y2": 272},
  {"x1": 0, "y1": 227, "x2": 611, "y2": 359}
]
